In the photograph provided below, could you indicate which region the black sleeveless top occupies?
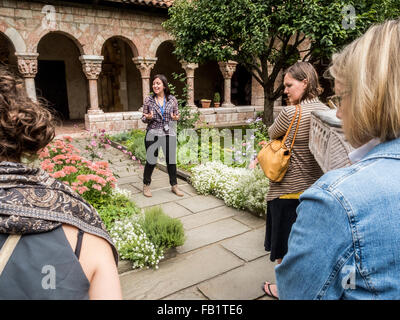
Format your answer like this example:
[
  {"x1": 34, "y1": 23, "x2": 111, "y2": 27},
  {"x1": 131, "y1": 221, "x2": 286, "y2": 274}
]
[{"x1": 0, "y1": 226, "x2": 89, "y2": 299}]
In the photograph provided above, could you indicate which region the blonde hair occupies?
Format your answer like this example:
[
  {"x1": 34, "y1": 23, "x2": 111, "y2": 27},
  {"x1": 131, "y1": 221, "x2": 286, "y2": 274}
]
[{"x1": 329, "y1": 19, "x2": 400, "y2": 146}]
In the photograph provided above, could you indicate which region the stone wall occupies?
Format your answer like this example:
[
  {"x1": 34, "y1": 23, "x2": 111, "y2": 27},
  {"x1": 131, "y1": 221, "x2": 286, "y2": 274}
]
[{"x1": 86, "y1": 106, "x2": 265, "y2": 133}]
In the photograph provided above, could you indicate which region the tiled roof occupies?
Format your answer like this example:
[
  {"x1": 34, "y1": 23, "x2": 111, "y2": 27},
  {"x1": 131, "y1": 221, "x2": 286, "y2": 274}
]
[{"x1": 108, "y1": 0, "x2": 174, "y2": 8}]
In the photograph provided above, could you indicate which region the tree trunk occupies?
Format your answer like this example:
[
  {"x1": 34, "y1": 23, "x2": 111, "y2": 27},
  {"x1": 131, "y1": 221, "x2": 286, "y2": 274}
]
[{"x1": 263, "y1": 88, "x2": 275, "y2": 127}]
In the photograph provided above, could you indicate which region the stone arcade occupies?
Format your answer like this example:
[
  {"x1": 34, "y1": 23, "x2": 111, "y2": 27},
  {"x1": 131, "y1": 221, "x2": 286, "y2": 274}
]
[{"x1": 0, "y1": 0, "x2": 265, "y2": 132}]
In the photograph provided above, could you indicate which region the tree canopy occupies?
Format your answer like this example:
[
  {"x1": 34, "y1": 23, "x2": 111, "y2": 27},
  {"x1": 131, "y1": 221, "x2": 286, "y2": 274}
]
[{"x1": 164, "y1": 0, "x2": 399, "y2": 125}]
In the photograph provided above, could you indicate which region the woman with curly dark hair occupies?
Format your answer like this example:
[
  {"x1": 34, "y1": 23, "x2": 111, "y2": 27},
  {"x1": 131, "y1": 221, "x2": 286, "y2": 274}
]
[{"x1": 0, "y1": 67, "x2": 121, "y2": 300}]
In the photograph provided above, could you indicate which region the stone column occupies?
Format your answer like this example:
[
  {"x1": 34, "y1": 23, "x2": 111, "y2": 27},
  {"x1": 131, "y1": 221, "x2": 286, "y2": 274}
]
[
  {"x1": 218, "y1": 61, "x2": 238, "y2": 107},
  {"x1": 181, "y1": 61, "x2": 198, "y2": 108},
  {"x1": 15, "y1": 52, "x2": 39, "y2": 102},
  {"x1": 79, "y1": 55, "x2": 104, "y2": 114},
  {"x1": 133, "y1": 57, "x2": 158, "y2": 109}
]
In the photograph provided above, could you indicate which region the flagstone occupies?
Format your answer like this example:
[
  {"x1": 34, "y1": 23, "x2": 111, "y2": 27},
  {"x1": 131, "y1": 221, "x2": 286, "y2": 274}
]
[
  {"x1": 220, "y1": 227, "x2": 267, "y2": 261},
  {"x1": 176, "y1": 218, "x2": 251, "y2": 253},
  {"x1": 158, "y1": 202, "x2": 194, "y2": 219},
  {"x1": 162, "y1": 286, "x2": 208, "y2": 300},
  {"x1": 130, "y1": 188, "x2": 191, "y2": 208},
  {"x1": 197, "y1": 256, "x2": 276, "y2": 300},
  {"x1": 120, "y1": 245, "x2": 244, "y2": 300},
  {"x1": 179, "y1": 206, "x2": 236, "y2": 230},
  {"x1": 176, "y1": 195, "x2": 225, "y2": 213}
]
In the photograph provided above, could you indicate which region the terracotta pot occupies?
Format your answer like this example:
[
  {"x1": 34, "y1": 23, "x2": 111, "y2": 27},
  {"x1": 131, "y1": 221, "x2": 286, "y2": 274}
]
[
  {"x1": 213, "y1": 102, "x2": 220, "y2": 108},
  {"x1": 201, "y1": 99, "x2": 211, "y2": 108}
]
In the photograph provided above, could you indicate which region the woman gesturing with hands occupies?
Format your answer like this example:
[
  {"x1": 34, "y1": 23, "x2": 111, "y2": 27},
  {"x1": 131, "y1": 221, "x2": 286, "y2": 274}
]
[{"x1": 140, "y1": 74, "x2": 183, "y2": 198}]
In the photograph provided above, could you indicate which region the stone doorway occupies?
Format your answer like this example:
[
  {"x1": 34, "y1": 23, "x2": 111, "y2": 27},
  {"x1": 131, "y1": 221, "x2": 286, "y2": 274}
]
[
  {"x1": 35, "y1": 60, "x2": 70, "y2": 120},
  {"x1": 231, "y1": 64, "x2": 252, "y2": 106}
]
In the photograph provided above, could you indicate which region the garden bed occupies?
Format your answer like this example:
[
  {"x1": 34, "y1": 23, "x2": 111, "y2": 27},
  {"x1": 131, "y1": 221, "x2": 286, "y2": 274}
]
[
  {"x1": 36, "y1": 135, "x2": 185, "y2": 271},
  {"x1": 107, "y1": 118, "x2": 270, "y2": 217}
]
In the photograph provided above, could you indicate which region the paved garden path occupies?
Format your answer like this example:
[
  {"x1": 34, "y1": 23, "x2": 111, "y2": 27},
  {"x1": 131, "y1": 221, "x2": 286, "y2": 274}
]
[{"x1": 67, "y1": 133, "x2": 277, "y2": 300}]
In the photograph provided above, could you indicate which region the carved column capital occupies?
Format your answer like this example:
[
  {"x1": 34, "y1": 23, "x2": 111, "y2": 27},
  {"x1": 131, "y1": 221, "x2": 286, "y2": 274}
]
[
  {"x1": 218, "y1": 60, "x2": 238, "y2": 79},
  {"x1": 133, "y1": 56, "x2": 158, "y2": 78},
  {"x1": 79, "y1": 55, "x2": 104, "y2": 80},
  {"x1": 15, "y1": 52, "x2": 39, "y2": 78},
  {"x1": 180, "y1": 61, "x2": 198, "y2": 78}
]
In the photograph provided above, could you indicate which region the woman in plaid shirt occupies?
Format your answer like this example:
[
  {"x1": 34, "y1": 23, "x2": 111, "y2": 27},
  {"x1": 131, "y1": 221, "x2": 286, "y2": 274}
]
[{"x1": 141, "y1": 74, "x2": 184, "y2": 197}]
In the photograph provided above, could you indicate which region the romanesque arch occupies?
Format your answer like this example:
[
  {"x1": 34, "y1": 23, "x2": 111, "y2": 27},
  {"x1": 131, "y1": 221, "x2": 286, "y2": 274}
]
[
  {"x1": 0, "y1": 31, "x2": 18, "y2": 73},
  {"x1": 36, "y1": 32, "x2": 87, "y2": 120},
  {"x1": 99, "y1": 36, "x2": 142, "y2": 112},
  {"x1": 151, "y1": 40, "x2": 185, "y2": 97}
]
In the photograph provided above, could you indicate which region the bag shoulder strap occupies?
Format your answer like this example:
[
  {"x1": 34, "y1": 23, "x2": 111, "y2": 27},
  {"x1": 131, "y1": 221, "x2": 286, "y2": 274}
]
[
  {"x1": 281, "y1": 105, "x2": 301, "y2": 147},
  {"x1": 289, "y1": 105, "x2": 302, "y2": 151},
  {"x1": 0, "y1": 234, "x2": 21, "y2": 277}
]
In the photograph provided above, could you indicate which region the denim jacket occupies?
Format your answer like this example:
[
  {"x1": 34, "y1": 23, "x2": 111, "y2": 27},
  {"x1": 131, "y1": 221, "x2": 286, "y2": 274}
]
[{"x1": 276, "y1": 137, "x2": 400, "y2": 299}]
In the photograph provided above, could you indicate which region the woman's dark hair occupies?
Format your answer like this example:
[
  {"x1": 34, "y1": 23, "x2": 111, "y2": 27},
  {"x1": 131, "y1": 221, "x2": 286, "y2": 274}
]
[
  {"x1": 153, "y1": 74, "x2": 171, "y2": 97},
  {"x1": 284, "y1": 61, "x2": 323, "y2": 101},
  {"x1": 0, "y1": 67, "x2": 55, "y2": 161}
]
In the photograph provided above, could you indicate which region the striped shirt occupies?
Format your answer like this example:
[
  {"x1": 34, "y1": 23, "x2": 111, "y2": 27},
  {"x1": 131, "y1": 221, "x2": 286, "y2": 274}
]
[{"x1": 266, "y1": 98, "x2": 330, "y2": 201}]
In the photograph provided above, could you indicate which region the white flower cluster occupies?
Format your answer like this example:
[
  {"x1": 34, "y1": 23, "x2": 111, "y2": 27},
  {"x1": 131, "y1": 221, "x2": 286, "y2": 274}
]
[
  {"x1": 113, "y1": 186, "x2": 132, "y2": 199},
  {"x1": 190, "y1": 161, "x2": 269, "y2": 216},
  {"x1": 110, "y1": 216, "x2": 164, "y2": 269}
]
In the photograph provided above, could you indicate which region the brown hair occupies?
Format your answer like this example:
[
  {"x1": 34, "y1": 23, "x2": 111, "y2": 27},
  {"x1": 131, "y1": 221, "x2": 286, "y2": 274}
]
[
  {"x1": 285, "y1": 61, "x2": 323, "y2": 101},
  {"x1": 153, "y1": 74, "x2": 171, "y2": 97},
  {"x1": 0, "y1": 67, "x2": 55, "y2": 162}
]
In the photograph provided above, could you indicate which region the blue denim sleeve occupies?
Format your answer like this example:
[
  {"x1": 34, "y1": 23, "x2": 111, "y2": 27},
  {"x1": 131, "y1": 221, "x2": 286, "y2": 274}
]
[{"x1": 275, "y1": 186, "x2": 354, "y2": 299}]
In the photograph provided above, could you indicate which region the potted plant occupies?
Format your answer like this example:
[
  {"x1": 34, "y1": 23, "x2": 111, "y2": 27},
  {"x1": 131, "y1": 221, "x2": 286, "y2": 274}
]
[
  {"x1": 200, "y1": 99, "x2": 211, "y2": 108},
  {"x1": 213, "y1": 92, "x2": 221, "y2": 108}
]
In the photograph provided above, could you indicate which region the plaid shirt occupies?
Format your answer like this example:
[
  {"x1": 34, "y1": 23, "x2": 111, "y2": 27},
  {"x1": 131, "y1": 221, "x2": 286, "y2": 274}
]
[{"x1": 141, "y1": 94, "x2": 179, "y2": 136}]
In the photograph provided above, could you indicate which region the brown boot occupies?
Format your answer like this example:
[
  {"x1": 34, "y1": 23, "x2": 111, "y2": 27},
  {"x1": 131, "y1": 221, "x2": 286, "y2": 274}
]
[
  {"x1": 171, "y1": 184, "x2": 184, "y2": 197},
  {"x1": 143, "y1": 184, "x2": 152, "y2": 197}
]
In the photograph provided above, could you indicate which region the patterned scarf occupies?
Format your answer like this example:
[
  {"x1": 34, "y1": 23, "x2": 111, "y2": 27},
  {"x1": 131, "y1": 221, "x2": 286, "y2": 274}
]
[{"x1": 0, "y1": 161, "x2": 118, "y2": 264}]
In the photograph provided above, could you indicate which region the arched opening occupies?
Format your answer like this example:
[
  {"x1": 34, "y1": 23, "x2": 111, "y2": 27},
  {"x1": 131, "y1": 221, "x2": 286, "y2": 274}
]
[
  {"x1": 100, "y1": 37, "x2": 141, "y2": 112},
  {"x1": 151, "y1": 41, "x2": 185, "y2": 98},
  {"x1": 36, "y1": 32, "x2": 87, "y2": 120},
  {"x1": 0, "y1": 32, "x2": 18, "y2": 73},
  {"x1": 231, "y1": 64, "x2": 252, "y2": 106},
  {"x1": 194, "y1": 61, "x2": 224, "y2": 107}
]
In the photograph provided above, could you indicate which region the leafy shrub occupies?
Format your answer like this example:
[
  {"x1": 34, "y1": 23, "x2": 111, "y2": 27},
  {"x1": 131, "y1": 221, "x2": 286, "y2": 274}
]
[
  {"x1": 190, "y1": 161, "x2": 269, "y2": 216},
  {"x1": 38, "y1": 136, "x2": 117, "y2": 208},
  {"x1": 96, "y1": 190, "x2": 141, "y2": 230},
  {"x1": 125, "y1": 130, "x2": 147, "y2": 163},
  {"x1": 110, "y1": 216, "x2": 164, "y2": 269},
  {"x1": 140, "y1": 206, "x2": 185, "y2": 250}
]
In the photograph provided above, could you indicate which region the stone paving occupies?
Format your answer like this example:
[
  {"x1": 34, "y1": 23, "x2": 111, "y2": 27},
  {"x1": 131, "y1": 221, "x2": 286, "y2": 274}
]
[{"x1": 64, "y1": 133, "x2": 277, "y2": 300}]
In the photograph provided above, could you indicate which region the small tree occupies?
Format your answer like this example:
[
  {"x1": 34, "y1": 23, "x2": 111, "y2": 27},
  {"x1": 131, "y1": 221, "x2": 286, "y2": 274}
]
[
  {"x1": 169, "y1": 72, "x2": 200, "y2": 132},
  {"x1": 164, "y1": 0, "x2": 397, "y2": 126}
]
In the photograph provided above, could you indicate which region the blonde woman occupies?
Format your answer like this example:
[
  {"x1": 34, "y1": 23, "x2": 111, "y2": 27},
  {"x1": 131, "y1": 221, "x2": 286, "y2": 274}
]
[{"x1": 276, "y1": 19, "x2": 400, "y2": 299}]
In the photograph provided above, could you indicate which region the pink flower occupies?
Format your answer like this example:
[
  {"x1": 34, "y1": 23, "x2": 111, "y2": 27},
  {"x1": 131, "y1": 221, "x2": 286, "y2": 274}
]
[
  {"x1": 90, "y1": 140, "x2": 97, "y2": 147},
  {"x1": 52, "y1": 170, "x2": 66, "y2": 179},
  {"x1": 78, "y1": 186, "x2": 89, "y2": 194},
  {"x1": 92, "y1": 184, "x2": 102, "y2": 191},
  {"x1": 62, "y1": 166, "x2": 78, "y2": 175}
]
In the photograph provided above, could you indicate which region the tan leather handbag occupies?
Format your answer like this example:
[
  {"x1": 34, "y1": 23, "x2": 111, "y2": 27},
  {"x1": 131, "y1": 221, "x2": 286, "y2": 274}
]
[{"x1": 257, "y1": 105, "x2": 301, "y2": 182}]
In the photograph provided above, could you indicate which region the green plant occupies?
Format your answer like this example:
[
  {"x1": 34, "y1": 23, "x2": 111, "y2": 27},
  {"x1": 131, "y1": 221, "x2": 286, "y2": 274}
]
[
  {"x1": 125, "y1": 130, "x2": 147, "y2": 163},
  {"x1": 140, "y1": 206, "x2": 185, "y2": 250},
  {"x1": 110, "y1": 216, "x2": 164, "y2": 269},
  {"x1": 213, "y1": 92, "x2": 221, "y2": 103},
  {"x1": 164, "y1": 0, "x2": 394, "y2": 126},
  {"x1": 170, "y1": 72, "x2": 200, "y2": 132},
  {"x1": 96, "y1": 191, "x2": 141, "y2": 230},
  {"x1": 190, "y1": 161, "x2": 269, "y2": 216}
]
